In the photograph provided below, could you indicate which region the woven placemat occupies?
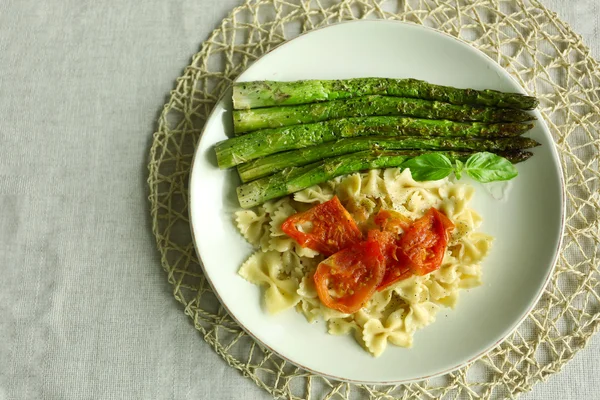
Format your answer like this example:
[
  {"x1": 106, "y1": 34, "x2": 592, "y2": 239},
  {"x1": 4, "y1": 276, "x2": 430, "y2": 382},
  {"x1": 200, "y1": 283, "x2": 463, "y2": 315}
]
[{"x1": 148, "y1": 0, "x2": 600, "y2": 398}]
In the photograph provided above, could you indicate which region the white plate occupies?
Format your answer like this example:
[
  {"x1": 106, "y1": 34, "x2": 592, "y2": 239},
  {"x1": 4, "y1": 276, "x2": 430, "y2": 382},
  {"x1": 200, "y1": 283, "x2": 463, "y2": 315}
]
[{"x1": 189, "y1": 20, "x2": 564, "y2": 384}]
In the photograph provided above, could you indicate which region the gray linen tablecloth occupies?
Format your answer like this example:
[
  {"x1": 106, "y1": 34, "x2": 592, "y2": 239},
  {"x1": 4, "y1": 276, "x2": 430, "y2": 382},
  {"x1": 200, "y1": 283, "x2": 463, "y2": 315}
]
[{"x1": 1, "y1": 1, "x2": 598, "y2": 399}]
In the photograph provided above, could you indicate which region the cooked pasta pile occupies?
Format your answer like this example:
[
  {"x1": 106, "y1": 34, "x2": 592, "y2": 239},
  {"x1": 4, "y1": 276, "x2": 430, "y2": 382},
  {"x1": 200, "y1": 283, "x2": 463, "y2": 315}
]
[{"x1": 235, "y1": 169, "x2": 492, "y2": 356}]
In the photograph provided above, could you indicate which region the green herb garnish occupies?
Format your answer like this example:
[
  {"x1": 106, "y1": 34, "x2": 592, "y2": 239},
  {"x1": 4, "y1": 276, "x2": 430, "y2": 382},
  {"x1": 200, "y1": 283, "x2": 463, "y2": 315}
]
[{"x1": 403, "y1": 151, "x2": 519, "y2": 183}]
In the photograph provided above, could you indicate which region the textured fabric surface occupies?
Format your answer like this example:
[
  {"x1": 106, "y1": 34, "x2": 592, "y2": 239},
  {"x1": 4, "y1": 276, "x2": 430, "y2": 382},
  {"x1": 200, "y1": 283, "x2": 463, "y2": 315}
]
[{"x1": 0, "y1": 1, "x2": 598, "y2": 400}]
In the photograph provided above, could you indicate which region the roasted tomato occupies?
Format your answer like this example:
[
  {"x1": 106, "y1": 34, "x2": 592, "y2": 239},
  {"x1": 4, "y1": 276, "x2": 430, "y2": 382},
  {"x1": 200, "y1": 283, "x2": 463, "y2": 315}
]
[
  {"x1": 369, "y1": 208, "x2": 455, "y2": 290},
  {"x1": 314, "y1": 240, "x2": 385, "y2": 314},
  {"x1": 281, "y1": 196, "x2": 362, "y2": 256},
  {"x1": 367, "y1": 229, "x2": 412, "y2": 290},
  {"x1": 373, "y1": 209, "x2": 411, "y2": 233},
  {"x1": 396, "y1": 208, "x2": 455, "y2": 276}
]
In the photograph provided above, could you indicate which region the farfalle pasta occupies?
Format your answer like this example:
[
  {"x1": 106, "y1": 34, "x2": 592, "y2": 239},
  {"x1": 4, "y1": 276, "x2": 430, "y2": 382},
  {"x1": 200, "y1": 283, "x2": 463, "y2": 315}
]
[{"x1": 234, "y1": 168, "x2": 492, "y2": 356}]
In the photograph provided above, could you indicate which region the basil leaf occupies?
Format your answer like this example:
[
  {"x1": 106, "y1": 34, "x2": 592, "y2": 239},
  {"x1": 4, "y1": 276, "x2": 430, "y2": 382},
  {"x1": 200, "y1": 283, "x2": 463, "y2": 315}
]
[
  {"x1": 454, "y1": 159, "x2": 464, "y2": 180},
  {"x1": 464, "y1": 152, "x2": 518, "y2": 183},
  {"x1": 403, "y1": 153, "x2": 454, "y2": 181}
]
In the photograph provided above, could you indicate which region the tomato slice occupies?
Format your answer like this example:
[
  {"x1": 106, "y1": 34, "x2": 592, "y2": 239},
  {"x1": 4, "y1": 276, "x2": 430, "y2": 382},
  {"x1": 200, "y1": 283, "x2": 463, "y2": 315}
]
[
  {"x1": 397, "y1": 208, "x2": 454, "y2": 276},
  {"x1": 367, "y1": 229, "x2": 412, "y2": 290},
  {"x1": 368, "y1": 208, "x2": 455, "y2": 290},
  {"x1": 281, "y1": 196, "x2": 362, "y2": 256},
  {"x1": 314, "y1": 240, "x2": 385, "y2": 314},
  {"x1": 373, "y1": 209, "x2": 411, "y2": 233}
]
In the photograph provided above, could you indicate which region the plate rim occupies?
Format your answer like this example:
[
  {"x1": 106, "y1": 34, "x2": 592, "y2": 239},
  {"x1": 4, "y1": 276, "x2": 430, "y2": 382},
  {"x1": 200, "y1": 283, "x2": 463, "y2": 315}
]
[{"x1": 187, "y1": 19, "x2": 566, "y2": 385}]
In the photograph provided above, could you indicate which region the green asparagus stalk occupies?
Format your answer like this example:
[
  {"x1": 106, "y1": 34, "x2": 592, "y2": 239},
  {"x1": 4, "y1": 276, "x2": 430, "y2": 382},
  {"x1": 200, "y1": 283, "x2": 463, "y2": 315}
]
[
  {"x1": 497, "y1": 149, "x2": 534, "y2": 164},
  {"x1": 236, "y1": 149, "x2": 534, "y2": 208},
  {"x1": 237, "y1": 151, "x2": 416, "y2": 208},
  {"x1": 236, "y1": 136, "x2": 540, "y2": 182},
  {"x1": 233, "y1": 95, "x2": 535, "y2": 133},
  {"x1": 215, "y1": 116, "x2": 534, "y2": 169},
  {"x1": 232, "y1": 78, "x2": 539, "y2": 110}
]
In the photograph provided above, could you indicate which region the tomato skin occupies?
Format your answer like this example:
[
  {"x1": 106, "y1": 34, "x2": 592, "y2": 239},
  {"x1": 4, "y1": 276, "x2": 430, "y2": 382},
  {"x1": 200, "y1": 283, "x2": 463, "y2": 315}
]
[
  {"x1": 370, "y1": 208, "x2": 455, "y2": 290},
  {"x1": 281, "y1": 196, "x2": 362, "y2": 256},
  {"x1": 373, "y1": 209, "x2": 411, "y2": 233},
  {"x1": 367, "y1": 229, "x2": 411, "y2": 291},
  {"x1": 433, "y1": 208, "x2": 455, "y2": 234},
  {"x1": 313, "y1": 240, "x2": 385, "y2": 314},
  {"x1": 397, "y1": 208, "x2": 455, "y2": 276}
]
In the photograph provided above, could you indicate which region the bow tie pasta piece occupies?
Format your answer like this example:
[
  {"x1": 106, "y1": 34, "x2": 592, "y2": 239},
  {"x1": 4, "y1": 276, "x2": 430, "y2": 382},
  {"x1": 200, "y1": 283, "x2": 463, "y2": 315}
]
[
  {"x1": 293, "y1": 183, "x2": 335, "y2": 204},
  {"x1": 362, "y1": 309, "x2": 413, "y2": 356},
  {"x1": 239, "y1": 251, "x2": 302, "y2": 314},
  {"x1": 360, "y1": 169, "x2": 388, "y2": 199},
  {"x1": 235, "y1": 209, "x2": 269, "y2": 247}
]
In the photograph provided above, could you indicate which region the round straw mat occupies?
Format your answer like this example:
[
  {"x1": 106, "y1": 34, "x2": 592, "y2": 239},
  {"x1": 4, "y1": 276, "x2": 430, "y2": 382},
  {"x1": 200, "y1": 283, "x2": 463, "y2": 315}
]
[{"x1": 148, "y1": 1, "x2": 600, "y2": 398}]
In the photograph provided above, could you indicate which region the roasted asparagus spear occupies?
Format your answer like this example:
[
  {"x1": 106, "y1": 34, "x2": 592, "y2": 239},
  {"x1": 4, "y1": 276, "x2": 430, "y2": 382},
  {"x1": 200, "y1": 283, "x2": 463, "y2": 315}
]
[
  {"x1": 233, "y1": 95, "x2": 535, "y2": 133},
  {"x1": 236, "y1": 136, "x2": 540, "y2": 182},
  {"x1": 233, "y1": 78, "x2": 539, "y2": 110},
  {"x1": 215, "y1": 116, "x2": 533, "y2": 169}
]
